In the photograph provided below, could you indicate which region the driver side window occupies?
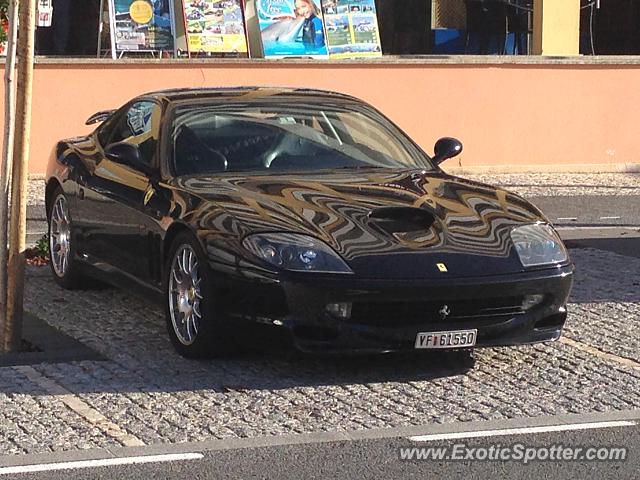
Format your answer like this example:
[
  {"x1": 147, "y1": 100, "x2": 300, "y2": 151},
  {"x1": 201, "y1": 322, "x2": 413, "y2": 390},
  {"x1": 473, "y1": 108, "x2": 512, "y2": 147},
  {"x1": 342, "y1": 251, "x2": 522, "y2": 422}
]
[{"x1": 102, "y1": 100, "x2": 159, "y2": 167}]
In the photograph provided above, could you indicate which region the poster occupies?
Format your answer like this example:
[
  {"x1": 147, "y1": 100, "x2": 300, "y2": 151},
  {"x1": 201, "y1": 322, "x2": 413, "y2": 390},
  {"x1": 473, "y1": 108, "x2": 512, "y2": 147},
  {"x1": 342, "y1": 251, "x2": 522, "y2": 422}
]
[
  {"x1": 37, "y1": 0, "x2": 54, "y2": 27},
  {"x1": 182, "y1": 0, "x2": 248, "y2": 55},
  {"x1": 256, "y1": 0, "x2": 328, "y2": 58},
  {"x1": 109, "y1": 0, "x2": 175, "y2": 54},
  {"x1": 321, "y1": 0, "x2": 381, "y2": 58}
]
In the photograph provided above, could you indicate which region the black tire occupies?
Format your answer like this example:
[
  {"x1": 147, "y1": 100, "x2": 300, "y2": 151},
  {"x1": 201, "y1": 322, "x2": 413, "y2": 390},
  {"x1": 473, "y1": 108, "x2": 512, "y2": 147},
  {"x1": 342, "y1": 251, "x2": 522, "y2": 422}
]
[
  {"x1": 442, "y1": 349, "x2": 476, "y2": 369},
  {"x1": 164, "y1": 232, "x2": 237, "y2": 358},
  {"x1": 47, "y1": 187, "x2": 84, "y2": 289}
]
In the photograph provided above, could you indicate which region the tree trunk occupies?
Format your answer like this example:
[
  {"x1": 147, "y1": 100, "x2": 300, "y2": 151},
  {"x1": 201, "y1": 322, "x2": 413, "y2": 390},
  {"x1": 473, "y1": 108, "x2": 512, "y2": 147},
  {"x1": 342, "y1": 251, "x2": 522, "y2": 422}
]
[
  {"x1": 0, "y1": 0, "x2": 19, "y2": 353},
  {"x1": 3, "y1": 0, "x2": 37, "y2": 353}
]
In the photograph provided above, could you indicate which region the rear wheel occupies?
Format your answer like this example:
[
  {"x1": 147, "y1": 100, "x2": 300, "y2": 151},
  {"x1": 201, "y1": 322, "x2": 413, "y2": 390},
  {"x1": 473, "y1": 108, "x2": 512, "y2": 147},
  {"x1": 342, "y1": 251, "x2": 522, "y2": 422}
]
[
  {"x1": 164, "y1": 232, "x2": 237, "y2": 358},
  {"x1": 48, "y1": 188, "x2": 83, "y2": 289}
]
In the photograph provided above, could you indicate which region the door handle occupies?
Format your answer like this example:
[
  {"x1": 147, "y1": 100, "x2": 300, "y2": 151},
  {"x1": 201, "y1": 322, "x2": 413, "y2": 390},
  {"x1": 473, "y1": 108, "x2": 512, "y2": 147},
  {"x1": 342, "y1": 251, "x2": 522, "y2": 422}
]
[{"x1": 78, "y1": 187, "x2": 85, "y2": 200}]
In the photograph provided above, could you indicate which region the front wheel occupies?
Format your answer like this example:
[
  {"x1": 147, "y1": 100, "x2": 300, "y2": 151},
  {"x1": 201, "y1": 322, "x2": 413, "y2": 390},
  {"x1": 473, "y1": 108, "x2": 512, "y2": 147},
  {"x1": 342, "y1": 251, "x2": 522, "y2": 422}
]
[
  {"x1": 48, "y1": 188, "x2": 84, "y2": 289},
  {"x1": 164, "y1": 232, "x2": 237, "y2": 358}
]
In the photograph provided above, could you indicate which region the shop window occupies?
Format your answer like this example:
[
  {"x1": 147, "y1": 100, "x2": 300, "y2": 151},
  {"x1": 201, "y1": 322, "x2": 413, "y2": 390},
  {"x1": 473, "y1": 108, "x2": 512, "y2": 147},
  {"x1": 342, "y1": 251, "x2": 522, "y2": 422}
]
[
  {"x1": 35, "y1": 0, "x2": 101, "y2": 55},
  {"x1": 376, "y1": 0, "x2": 536, "y2": 56},
  {"x1": 431, "y1": 0, "x2": 534, "y2": 55},
  {"x1": 27, "y1": 0, "x2": 563, "y2": 59},
  {"x1": 581, "y1": 1, "x2": 640, "y2": 54},
  {"x1": 376, "y1": 0, "x2": 433, "y2": 54}
]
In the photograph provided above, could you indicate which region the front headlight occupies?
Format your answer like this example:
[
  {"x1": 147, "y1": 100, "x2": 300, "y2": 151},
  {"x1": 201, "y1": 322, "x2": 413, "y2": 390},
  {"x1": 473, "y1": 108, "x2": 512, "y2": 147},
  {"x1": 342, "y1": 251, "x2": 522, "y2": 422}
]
[
  {"x1": 242, "y1": 233, "x2": 353, "y2": 274},
  {"x1": 510, "y1": 223, "x2": 568, "y2": 267}
]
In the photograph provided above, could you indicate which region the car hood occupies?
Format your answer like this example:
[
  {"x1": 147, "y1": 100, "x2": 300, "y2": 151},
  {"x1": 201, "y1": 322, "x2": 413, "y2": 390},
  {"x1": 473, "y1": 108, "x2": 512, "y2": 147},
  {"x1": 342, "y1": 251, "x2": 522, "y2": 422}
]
[{"x1": 175, "y1": 169, "x2": 548, "y2": 279}]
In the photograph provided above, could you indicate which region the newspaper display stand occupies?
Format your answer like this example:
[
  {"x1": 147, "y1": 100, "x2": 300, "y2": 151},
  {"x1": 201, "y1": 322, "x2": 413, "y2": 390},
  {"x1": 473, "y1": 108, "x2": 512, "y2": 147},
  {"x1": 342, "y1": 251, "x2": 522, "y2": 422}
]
[
  {"x1": 321, "y1": 0, "x2": 382, "y2": 58},
  {"x1": 181, "y1": 0, "x2": 249, "y2": 58},
  {"x1": 256, "y1": 0, "x2": 329, "y2": 59},
  {"x1": 101, "y1": 0, "x2": 178, "y2": 58}
]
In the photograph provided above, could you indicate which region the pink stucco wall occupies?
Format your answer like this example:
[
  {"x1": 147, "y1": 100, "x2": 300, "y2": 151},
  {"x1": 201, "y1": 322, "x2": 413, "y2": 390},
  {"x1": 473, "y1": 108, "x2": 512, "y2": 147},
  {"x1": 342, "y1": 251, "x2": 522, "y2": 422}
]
[{"x1": 2, "y1": 59, "x2": 639, "y2": 174}]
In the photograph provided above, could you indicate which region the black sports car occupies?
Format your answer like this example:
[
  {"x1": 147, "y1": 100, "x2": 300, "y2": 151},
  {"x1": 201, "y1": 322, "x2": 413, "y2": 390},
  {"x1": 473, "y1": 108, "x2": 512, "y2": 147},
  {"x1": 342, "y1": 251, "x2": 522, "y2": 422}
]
[{"x1": 45, "y1": 87, "x2": 573, "y2": 358}]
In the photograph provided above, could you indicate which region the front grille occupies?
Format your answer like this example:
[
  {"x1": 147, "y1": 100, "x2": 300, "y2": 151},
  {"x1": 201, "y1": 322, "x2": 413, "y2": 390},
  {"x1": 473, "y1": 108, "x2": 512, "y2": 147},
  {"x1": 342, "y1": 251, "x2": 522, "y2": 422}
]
[
  {"x1": 222, "y1": 282, "x2": 289, "y2": 318},
  {"x1": 349, "y1": 296, "x2": 525, "y2": 327}
]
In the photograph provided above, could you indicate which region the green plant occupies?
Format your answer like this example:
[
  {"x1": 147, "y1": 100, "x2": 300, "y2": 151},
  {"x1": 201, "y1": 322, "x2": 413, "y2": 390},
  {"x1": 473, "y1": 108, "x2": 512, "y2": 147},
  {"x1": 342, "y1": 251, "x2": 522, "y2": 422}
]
[
  {"x1": 34, "y1": 233, "x2": 50, "y2": 258},
  {"x1": 0, "y1": 0, "x2": 8, "y2": 45}
]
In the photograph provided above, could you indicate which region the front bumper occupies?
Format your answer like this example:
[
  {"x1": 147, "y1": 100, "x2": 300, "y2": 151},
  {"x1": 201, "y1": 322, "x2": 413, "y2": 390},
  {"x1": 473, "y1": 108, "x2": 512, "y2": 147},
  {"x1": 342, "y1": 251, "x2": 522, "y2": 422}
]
[{"x1": 220, "y1": 264, "x2": 574, "y2": 354}]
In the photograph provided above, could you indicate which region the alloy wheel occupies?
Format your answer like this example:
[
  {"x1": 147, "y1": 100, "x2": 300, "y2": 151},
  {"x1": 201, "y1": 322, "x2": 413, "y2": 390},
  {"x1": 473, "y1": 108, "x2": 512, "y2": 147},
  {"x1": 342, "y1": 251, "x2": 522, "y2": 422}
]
[
  {"x1": 49, "y1": 194, "x2": 71, "y2": 278},
  {"x1": 168, "y1": 244, "x2": 203, "y2": 345}
]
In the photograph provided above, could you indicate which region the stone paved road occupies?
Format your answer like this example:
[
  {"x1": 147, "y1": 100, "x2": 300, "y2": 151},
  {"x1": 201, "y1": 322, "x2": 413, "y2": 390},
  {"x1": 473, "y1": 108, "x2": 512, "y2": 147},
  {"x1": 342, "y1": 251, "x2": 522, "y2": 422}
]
[
  {"x1": 464, "y1": 173, "x2": 640, "y2": 197},
  {"x1": 0, "y1": 368, "x2": 120, "y2": 455},
  {"x1": 0, "y1": 247, "x2": 636, "y2": 456}
]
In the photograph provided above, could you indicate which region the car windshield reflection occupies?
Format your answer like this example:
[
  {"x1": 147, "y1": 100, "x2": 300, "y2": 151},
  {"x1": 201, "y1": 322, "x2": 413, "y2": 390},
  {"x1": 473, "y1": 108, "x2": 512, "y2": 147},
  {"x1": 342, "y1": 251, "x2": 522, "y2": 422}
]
[{"x1": 170, "y1": 102, "x2": 432, "y2": 175}]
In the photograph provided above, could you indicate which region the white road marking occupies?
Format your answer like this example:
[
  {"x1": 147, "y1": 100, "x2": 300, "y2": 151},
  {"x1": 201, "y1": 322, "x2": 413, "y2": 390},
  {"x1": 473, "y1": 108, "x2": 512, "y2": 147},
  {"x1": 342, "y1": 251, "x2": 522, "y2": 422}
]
[
  {"x1": 556, "y1": 217, "x2": 578, "y2": 221},
  {"x1": 599, "y1": 216, "x2": 621, "y2": 220},
  {"x1": 556, "y1": 226, "x2": 638, "y2": 231},
  {"x1": 0, "y1": 453, "x2": 204, "y2": 476},
  {"x1": 560, "y1": 337, "x2": 640, "y2": 370},
  {"x1": 408, "y1": 420, "x2": 636, "y2": 442},
  {"x1": 13, "y1": 366, "x2": 145, "y2": 447}
]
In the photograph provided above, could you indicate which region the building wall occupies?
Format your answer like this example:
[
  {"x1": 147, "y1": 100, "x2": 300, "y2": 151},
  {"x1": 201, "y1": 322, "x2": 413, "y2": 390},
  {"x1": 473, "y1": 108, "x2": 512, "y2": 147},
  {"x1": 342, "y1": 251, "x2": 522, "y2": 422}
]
[{"x1": 4, "y1": 59, "x2": 640, "y2": 176}]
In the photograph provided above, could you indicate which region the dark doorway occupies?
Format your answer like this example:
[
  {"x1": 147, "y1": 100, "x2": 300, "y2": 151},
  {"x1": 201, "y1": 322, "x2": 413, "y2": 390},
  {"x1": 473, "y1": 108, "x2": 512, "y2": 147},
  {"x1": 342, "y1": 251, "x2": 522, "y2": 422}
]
[
  {"x1": 36, "y1": 0, "x2": 101, "y2": 56},
  {"x1": 586, "y1": 0, "x2": 640, "y2": 54},
  {"x1": 376, "y1": 0, "x2": 433, "y2": 54}
]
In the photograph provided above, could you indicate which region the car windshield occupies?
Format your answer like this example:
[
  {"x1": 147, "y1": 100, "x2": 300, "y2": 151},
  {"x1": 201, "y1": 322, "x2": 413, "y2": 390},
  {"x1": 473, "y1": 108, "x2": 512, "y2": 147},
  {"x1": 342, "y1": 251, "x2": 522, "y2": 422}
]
[{"x1": 170, "y1": 100, "x2": 433, "y2": 175}]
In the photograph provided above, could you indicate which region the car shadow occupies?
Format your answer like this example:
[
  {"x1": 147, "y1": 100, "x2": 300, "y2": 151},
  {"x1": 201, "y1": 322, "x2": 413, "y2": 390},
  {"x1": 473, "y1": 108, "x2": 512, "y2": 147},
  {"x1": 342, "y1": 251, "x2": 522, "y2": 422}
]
[
  {"x1": 568, "y1": 245, "x2": 640, "y2": 304},
  {"x1": 207, "y1": 348, "x2": 477, "y2": 391},
  {"x1": 4, "y1": 341, "x2": 477, "y2": 396}
]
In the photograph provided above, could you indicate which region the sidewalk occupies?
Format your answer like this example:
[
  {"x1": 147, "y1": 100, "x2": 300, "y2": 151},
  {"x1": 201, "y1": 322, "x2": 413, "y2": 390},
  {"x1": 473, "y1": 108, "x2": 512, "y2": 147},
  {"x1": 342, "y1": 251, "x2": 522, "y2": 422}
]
[
  {"x1": 0, "y1": 172, "x2": 637, "y2": 457},
  {"x1": 464, "y1": 172, "x2": 640, "y2": 197}
]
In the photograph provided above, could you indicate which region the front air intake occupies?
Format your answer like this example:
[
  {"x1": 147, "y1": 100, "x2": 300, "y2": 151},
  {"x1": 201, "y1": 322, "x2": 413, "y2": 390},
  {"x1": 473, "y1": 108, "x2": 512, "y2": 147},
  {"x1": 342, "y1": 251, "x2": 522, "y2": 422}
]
[{"x1": 367, "y1": 206, "x2": 436, "y2": 233}]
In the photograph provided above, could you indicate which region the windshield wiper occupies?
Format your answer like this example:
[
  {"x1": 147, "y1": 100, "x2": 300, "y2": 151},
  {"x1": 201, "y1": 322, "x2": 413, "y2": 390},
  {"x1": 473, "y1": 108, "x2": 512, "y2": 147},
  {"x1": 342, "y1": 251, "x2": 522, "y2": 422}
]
[{"x1": 332, "y1": 165, "x2": 386, "y2": 170}]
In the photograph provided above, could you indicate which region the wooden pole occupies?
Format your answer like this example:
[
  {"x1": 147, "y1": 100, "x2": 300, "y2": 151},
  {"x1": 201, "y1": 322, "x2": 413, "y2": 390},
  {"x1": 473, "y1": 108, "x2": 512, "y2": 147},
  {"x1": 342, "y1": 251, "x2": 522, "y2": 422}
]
[
  {"x1": 0, "y1": 0, "x2": 18, "y2": 352},
  {"x1": 3, "y1": 0, "x2": 37, "y2": 353}
]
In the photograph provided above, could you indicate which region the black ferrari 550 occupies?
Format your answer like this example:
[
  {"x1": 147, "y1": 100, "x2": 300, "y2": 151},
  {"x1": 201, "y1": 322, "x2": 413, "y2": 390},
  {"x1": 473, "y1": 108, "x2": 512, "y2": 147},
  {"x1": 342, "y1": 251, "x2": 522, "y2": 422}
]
[{"x1": 45, "y1": 87, "x2": 573, "y2": 358}]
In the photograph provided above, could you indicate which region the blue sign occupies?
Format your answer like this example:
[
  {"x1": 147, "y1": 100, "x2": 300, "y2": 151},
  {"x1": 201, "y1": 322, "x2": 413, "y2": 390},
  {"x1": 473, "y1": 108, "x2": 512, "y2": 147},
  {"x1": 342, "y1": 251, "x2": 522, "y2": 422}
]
[
  {"x1": 110, "y1": 0, "x2": 175, "y2": 53},
  {"x1": 257, "y1": 0, "x2": 329, "y2": 58}
]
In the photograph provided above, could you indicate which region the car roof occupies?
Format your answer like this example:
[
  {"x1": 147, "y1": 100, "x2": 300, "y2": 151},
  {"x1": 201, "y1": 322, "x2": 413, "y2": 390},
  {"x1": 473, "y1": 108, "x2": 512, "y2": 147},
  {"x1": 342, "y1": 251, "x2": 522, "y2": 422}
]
[{"x1": 140, "y1": 87, "x2": 361, "y2": 105}]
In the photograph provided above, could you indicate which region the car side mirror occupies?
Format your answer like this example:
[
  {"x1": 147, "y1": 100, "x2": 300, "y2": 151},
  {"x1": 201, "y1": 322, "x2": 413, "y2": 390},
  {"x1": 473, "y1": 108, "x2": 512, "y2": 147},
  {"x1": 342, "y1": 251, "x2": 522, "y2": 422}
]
[
  {"x1": 432, "y1": 137, "x2": 463, "y2": 166},
  {"x1": 86, "y1": 109, "x2": 115, "y2": 125},
  {"x1": 104, "y1": 142, "x2": 151, "y2": 175}
]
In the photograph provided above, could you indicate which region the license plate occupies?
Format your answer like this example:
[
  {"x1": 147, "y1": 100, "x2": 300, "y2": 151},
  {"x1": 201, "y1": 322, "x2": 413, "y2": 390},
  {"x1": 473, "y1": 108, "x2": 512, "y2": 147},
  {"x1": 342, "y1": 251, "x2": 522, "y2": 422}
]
[{"x1": 415, "y1": 329, "x2": 477, "y2": 349}]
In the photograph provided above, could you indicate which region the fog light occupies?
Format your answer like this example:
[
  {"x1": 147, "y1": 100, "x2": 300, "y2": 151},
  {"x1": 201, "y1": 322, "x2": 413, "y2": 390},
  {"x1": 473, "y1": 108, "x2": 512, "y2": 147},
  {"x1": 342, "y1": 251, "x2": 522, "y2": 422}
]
[
  {"x1": 326, "y1": 302, "x2": 352, "y2": 319},
  {"x1": 522, "y1": 294, "x2": 544, "y2": 311}
]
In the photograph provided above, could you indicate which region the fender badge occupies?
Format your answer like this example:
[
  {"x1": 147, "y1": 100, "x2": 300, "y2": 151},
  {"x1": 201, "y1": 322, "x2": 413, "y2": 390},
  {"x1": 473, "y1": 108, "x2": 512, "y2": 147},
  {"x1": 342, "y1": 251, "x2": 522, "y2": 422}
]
[{"x1": 437, "y1": 263, "x2": 448, "y2": 273}]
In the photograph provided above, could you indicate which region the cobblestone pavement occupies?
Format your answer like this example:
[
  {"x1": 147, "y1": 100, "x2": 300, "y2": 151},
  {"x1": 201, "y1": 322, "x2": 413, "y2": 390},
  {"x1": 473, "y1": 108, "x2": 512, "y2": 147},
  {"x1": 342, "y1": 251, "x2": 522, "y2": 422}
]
[
  {"x1": 566, "y1": 249, "x2": 640, "y2": 362},
  {"x1": 0, "y1": 369, "x2": 119, "y2": 455},
  {"x1": 0, "y1": 247, "x2": 636, "y2": 456}
]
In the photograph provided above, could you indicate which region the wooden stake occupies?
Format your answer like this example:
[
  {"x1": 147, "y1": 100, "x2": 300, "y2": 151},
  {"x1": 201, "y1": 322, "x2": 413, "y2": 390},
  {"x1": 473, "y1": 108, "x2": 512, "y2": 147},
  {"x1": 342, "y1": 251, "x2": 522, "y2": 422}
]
[
  {"x1": 0, "y1": 0, "x2": 19, "y2": 352},
  {"x1": 3, "y1": 0, "x2": 37, "y2": 353}
]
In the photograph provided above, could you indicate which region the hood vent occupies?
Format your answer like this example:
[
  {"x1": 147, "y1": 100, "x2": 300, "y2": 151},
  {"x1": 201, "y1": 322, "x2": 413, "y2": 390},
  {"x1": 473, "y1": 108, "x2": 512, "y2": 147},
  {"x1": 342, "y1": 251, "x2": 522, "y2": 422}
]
[{"x1": 367, "y1": 207, "x2": 436, "y2": 233}]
